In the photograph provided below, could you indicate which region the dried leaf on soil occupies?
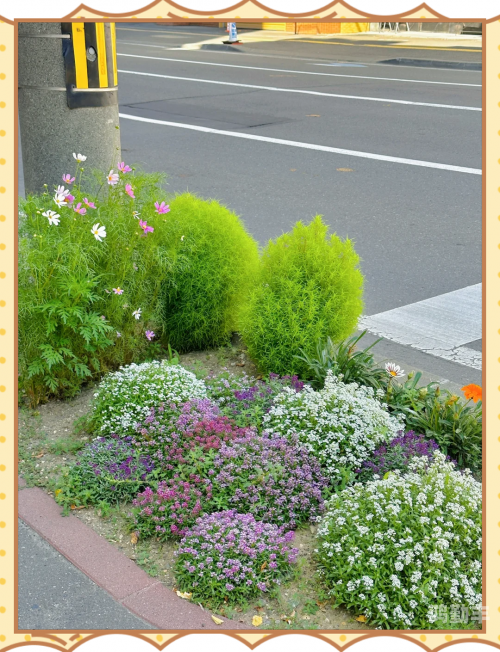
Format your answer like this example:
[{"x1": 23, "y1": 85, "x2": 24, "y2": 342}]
[
  {"x1": 176, "y1": 591, "x2": 192, "y2": 600},
  {"x1": 252, "y1": 616, "x2": 263, "y2": 627},
  {"x1": 211, "y1": 615, "x2": 224, "y2": 625}
]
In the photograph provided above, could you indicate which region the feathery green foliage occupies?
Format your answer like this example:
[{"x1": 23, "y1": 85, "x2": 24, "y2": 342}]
[
  {"x1": 240, "y1": 216, "x2": 364, "y2": 377},
  {"x1": 19, "y1": 164, "x2": 178, "y2": 406},
  {"x1": 158, "y1": 193, "x2": 260, "y2": 352}
]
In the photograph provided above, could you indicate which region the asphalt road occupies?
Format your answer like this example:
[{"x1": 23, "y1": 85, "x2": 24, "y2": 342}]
[
  {"x1": 114, "y1": 25, "x2": 482, "y2": 381},
  {"x1": 18, "y1": 520, "x2": 154, "y2": 630}
]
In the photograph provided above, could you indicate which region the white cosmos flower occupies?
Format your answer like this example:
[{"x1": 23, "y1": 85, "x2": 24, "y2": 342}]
[
  {"x1": 73, "y1": 152, "x2": 87, "y2": 162},
  {"x1": 56, "y1": 185, "x2": 69, "y2": 197},
  {"x1": 385, "y1": 362, "x2": 405, "y2": 378},
  {"x1": 91, "y1": 223, "x2": 106, "y2": 241},
  {"x1": 132, "y1": 308, "x2": 142, "y2": 320},
  {"x1": 54, "y1": 193, "x2": 68, "y2": 208},
  {"x1": 42, "y1": 210, "x2": 60, "y2": 226}
]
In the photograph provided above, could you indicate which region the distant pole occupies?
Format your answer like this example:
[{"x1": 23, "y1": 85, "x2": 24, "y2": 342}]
[{"x1": 18, "y1": 21, "x2": 121, "y2": 196}]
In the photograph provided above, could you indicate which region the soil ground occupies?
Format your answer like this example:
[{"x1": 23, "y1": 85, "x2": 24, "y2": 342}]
[{"x1": 18, "y1": 341, "x2": 371, "y2": 631}]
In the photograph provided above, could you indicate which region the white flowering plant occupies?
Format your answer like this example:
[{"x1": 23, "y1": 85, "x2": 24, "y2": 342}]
[
  {"x1": 316, "y1": 452, "x2": 482, "y2": 629},
  {"x1": 90, "y1": 362, "x2": 207, "y2": 436},
  {"x1": 263, "y1": 372, "x2": 403, "y2": 482}
]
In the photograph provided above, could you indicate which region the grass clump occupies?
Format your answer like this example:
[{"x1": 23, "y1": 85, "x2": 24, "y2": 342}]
[
  {"x1": 158, "y1": 193, "x2": 259, "y2": 352},
  {"x1": 239, "y1": 216, "x2": 363, "y2": 377}
]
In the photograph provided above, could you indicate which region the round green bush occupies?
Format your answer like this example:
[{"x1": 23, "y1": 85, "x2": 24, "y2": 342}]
[
  {"x1": 158, "y1": 194, "x2": 259, "y2": 351},
  {"x1": 239, "y1": 216, "x2": 364, "y2": 377},
  {"x1": 316, "y1": 453, "x2": 482, "y2": 629}
]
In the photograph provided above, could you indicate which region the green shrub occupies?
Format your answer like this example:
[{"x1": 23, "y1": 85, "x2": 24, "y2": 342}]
[
  {"x1": 239, "y1": 216, "x2": 363, "y2": 377},
  {"x1": 158, "y1": 193, "x2": 259, "y2": 352},
  {"x1": 316, "y1": 453, "x2": 482, "y2": 629},
  {"x1": 296, "y1": 330, "x2": 387, "y2": 390},
  {"x1": 19, "y1": 160, "x2": 177, "y2": 406}
]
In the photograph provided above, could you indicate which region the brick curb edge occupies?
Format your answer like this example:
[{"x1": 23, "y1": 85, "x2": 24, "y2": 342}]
[{"x1": 18, "y1": 479, "x2": 250, "y2": 631}]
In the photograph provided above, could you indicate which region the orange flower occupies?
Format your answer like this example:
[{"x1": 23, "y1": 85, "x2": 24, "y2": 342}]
[{"x1": 461, "y1": 384, "x2": 482, "y2": 403}]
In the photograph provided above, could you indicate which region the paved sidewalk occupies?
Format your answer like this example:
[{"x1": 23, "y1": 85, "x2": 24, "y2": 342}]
[{"x1": 18, "y1": 481, "x2": 247, "y2": 631}]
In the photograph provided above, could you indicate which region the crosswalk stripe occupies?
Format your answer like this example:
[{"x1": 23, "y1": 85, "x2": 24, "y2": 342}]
[{"x1": 360, "y1": 284, "x2": 482, "y2": 369}]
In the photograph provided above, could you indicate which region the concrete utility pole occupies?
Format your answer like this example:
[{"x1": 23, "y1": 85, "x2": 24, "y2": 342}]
[{"x1": 18, "y1": 21, "x2": 121, "y2": 196}]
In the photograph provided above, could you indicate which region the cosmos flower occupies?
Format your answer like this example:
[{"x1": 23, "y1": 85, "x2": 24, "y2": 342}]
[
  {"x1": 125, "y1": 183, "x2": 135, "y2": 199},
  {"x1": 73, "y1": 152, "x2": 87, "y2": 162},
  {"x1": 83, "y1": 198, "x2": 96, "y2": 209},
  {"x1": 118, "y1": 162, "x2": 132, "y2": 173},
  {"x1": 62, "y1": 174, "x2": 75, "y2": 184},
  {"x1": 132, "y1": 308, "x2": 142, "y2": 320},
  {"x1": 107, "y1": 170, "x2": 119, "y2": 186},
  {"x1": 91, "y1": 223, "x2": 107, "y2": 241},
  {"x1": 139, "y1": 220, "x2": 154, "y2": 235},
  {"x1": 154, "y1": 201, "x2": 170, "y2": 215},
  {"x1": 42, "y1": 210, "x2": 60, "y2": 226},
  {"x1": 113, "y1": 287, "x2": 124, "y2": 295},
  {"x1": 74, "y1": 202, "x2": 86, "y2": 215},
  {"x1": 145, "y1": 330, "x2": 155, "y2": 341}
]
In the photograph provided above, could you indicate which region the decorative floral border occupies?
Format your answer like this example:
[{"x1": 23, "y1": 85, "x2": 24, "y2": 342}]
[{"x1": 3, "y1": 3, "x2": 495, "y2": 650}]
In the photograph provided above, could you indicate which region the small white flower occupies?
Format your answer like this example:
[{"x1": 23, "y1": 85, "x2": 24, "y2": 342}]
[
  {"x1": 56, "y1": 185, "x2": 70, "y2": 197},
  {"x1": 42, "y1": 210, "x2": 60, "y2": 226},
  {"x1": 73, "y1": 152, "x2": 87, "y2": 162},
  {"x1": 132, "y1": 308, "x2": 142, "y2": 320},
  {"x1": 181, "y1": 235, "x2": 185, "y2": 241},
  {"x1": 385, "y1": 362, "x2": 404, "y2": 378},
  {"x1": 91, "y1": 223, "x2": 106, "y2": 241},
  {"x1": 132, "y1": 211, "x2": 140, "y2": 219}
]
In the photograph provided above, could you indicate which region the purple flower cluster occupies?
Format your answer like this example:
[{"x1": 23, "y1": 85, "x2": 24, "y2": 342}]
[
  {"x1": 205, "y1": 369, "x2": 304, "y2": 429},
  {"x1": 174, "y1": 510, "x2": 298, "y2": 605},
  {"x1": 211, "y1": 430, "x2": 328, "y2": 527},
  {"x1": 74, "y1": 435, "x2": 155, "y2": 502},
  {"x1": 354, "y1": 430, "x2": 445, "y2": 482},
  {"x1": 131, "y1": 475, "x2": 213, "y2": 539}
]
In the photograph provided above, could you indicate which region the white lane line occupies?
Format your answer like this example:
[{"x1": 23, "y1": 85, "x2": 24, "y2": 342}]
[
  {"x1": 119, "y1": 112, "x2": 481, "y2": 175},
  {"x1": 117, "y1": 52, "x2": 482, "y2": 88},
  {"x1": 360, "y1": 284, "x2": 482, "y2": 369},
  {"x1": 118, "y1": 69, "x2": 481, "y2": 112}
]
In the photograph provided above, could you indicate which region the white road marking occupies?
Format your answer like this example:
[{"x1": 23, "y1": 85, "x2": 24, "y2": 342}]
[
  {"x1": 360, "y1": 284, "x2": 482, "y2": 369},
  {"x1": 118, "y1": 69, "x2": 481, "y2": 112},
  {"x1": 119, "y1": 112, "x2": 482, "y2": 175},
  {"x1": 117, "y1": 52, "x2": 482, "y2": 88}
]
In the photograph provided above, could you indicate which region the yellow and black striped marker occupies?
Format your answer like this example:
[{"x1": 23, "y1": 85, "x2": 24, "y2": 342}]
[{"x1": 61, "y1": 22, "x2": 118, "y2": 109}]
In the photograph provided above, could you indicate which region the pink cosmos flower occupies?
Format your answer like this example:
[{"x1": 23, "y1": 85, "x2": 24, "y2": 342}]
[
  {"x1": 118, "y1": 162, "x2": 132, "y2": 173},
  {"x1": 74, "y1": 202, "x2": 86, "y2": 215},
  {"x1": 107, "y1": 170, "x2": 119, "y2": 186},
  {"x1": 62, "y1": 174, "x2": 75, "y2": 184},
  {"x1": 125, "y1": 184, "x2": 135, "y2": 199},
  {"x1": 83, "y1": 198, "x2": 96, "y2": 209},
  {"x1": 139, "y1": 220, "x2": 154, "y2": 235},
  {"x1": 113, "y1": 287, "x2": 124, "y2": 295},
  {"x1": 145, "y1": 330, "x2": 155, "y2": 341},
  {"x1": 66, "y1": 194, "x2": 75, "y2": 205},
  {"x1": 154, "y1": 201, "x2": 170, "y2": 215}
]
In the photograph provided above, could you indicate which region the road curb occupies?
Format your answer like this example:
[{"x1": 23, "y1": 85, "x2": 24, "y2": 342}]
[
  {"x1": 380, "y1": 58, "x2": 481, "y2": 71},
  {"x1": 18, "y1": 482, "x2": 250, "y2": 631}
]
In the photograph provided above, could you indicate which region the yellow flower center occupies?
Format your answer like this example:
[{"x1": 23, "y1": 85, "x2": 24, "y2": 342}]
[{"x1": 390, "y1": 370, "x2": 397, "y2": 376}]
